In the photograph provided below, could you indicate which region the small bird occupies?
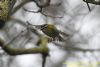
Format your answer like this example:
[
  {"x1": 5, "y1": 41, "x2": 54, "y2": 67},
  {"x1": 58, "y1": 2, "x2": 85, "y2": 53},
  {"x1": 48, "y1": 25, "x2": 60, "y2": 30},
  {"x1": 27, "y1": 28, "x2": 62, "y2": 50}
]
[{"x1": 34, "y1": 24, "x2": 63, "y2": 41}]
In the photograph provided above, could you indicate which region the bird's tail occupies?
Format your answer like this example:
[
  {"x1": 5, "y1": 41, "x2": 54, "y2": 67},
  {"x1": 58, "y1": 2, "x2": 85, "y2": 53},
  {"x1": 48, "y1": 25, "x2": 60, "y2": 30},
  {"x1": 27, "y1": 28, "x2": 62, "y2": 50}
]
[{"x1": 58, "y1": 35, "x2": 64, "y2": 41}]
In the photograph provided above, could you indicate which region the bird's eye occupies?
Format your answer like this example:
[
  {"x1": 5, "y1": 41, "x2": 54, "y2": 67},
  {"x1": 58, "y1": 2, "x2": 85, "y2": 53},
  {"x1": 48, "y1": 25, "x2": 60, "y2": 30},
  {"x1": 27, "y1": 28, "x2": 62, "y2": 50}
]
[{"x1": 36, "y1": 24, "x2": 48, "y2": 30}]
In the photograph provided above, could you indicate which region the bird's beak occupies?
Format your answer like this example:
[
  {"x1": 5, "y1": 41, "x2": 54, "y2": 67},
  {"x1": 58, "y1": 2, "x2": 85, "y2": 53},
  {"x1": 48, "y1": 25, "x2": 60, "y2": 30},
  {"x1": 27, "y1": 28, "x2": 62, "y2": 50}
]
[
  {"x1": 34, "y1": 25, "x2": 43, "y2": 29},
  {"x1": 26, "y1": 21, "x2": 43, "y2": 29}
]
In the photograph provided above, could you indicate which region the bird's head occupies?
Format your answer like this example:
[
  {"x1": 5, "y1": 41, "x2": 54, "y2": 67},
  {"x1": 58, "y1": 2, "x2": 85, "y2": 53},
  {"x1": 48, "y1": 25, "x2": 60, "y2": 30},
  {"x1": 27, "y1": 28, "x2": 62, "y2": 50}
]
[{"x1": 35, "y1": 24, "x2": 48, "y2": 30}]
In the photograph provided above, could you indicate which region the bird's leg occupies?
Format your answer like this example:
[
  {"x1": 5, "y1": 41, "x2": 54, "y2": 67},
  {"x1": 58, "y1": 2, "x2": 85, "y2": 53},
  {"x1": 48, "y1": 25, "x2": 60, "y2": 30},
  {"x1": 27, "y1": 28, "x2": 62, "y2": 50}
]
[{"x1": 42, "y1": 52, "x2": 49, "y2": 67}]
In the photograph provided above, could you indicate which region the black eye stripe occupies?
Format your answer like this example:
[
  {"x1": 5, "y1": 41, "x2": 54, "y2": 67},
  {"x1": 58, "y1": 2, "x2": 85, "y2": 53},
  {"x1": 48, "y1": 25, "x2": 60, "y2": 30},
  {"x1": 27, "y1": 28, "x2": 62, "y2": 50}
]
[{"x1": 39, "y1": 24, "x2": 47, "y2": 30}]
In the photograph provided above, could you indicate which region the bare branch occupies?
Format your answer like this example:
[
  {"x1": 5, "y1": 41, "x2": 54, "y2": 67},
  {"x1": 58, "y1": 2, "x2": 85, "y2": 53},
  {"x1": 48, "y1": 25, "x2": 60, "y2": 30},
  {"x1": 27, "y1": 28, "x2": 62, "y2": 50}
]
[
  {"x1": 83, "y1": 0, "x2": 100, "y2": 5},
  {"x1": 23, "y1": 7, "x2": 63, "y2": 18},
  {"x1": 23, "y1": 7, "x2": 42, "y2": 13},
  {"x1": 11, "y1": 0, "x2": 32, "y2": 15}
]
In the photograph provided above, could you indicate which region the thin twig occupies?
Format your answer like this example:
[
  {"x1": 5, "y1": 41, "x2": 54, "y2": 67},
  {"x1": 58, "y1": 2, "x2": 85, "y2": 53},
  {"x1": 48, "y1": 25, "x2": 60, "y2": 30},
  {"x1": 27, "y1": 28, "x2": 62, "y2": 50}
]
[
  {"x1": 6, "y1": 29, "x2": 26, "y2": 45},
  {"x1": 11, "y1": 0, "x2": 32, "y2": 15},
  {"x1": 86, "y1": 2, "x2": 91, "y2": 11},
  {"x1": 23, "y1": 7, "x2": 63, "y2": 18},
  {"x1": 23, "y1": 7, "x2": 42, "y2": 13}
]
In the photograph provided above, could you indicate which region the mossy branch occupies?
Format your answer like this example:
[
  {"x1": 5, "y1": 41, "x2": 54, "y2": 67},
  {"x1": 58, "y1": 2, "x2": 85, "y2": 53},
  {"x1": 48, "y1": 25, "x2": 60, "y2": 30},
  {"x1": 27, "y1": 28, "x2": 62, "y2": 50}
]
[{"x1": 0, "y1": 36, "x2": 49, "y2": 56}]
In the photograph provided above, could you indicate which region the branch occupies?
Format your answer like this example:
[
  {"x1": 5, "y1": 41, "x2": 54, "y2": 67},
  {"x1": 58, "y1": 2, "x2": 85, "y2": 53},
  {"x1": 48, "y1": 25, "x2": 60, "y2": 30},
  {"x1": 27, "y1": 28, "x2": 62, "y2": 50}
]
[
  {"x1": 41, "y1": 11, "x2": 63, "y2": 18},
  {"x1": 0, "y1": 36, "x2": 50, "y2": 67},
  {"x1": 65, "y1": 47, "x2": 100, "y2": 52},
  {"x1": 11, "y1": 0, "x2": 32, "y2": 15},
  {"x1": 8, "y1": 0, "x2": 16, "y2": 19},
  {"x1": 86, "y1": 2, "x2": 91, "y2": 11},
  {"x1": 83, "y1": 0, "x2": 100, "y2": 5},
  {"x1": 34, "y1": 0, "x2": 50, "y2": 8},
  {"x1": 0, "y1": 36, "x2": 49, "y2": 56},
  {"x1": 23, "y1": 8, "x2": 63, "y2": 18},
  {"x1": 13, "y1": 0, "x2": 49, "y2": 13},
  {"x1": 9, "y1": 18, "x2": 41, "y2": 37},
  {"x1": 53, "y1": 42, "x2": 100, "y2": 52},
  {"x1": 23, "y1": 7, "x2": 42, "y2": 13},
  {"x1": 36, "y1": 36, "x2": 50, "y2": 67}
]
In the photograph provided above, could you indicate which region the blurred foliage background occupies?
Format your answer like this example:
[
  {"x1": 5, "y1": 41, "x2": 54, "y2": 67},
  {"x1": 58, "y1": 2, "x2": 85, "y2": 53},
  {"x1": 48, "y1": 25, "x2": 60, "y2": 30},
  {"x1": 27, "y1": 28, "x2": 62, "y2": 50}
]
[{"x1": 0, "y1": 0, "x2": 100, "y2": 67}]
